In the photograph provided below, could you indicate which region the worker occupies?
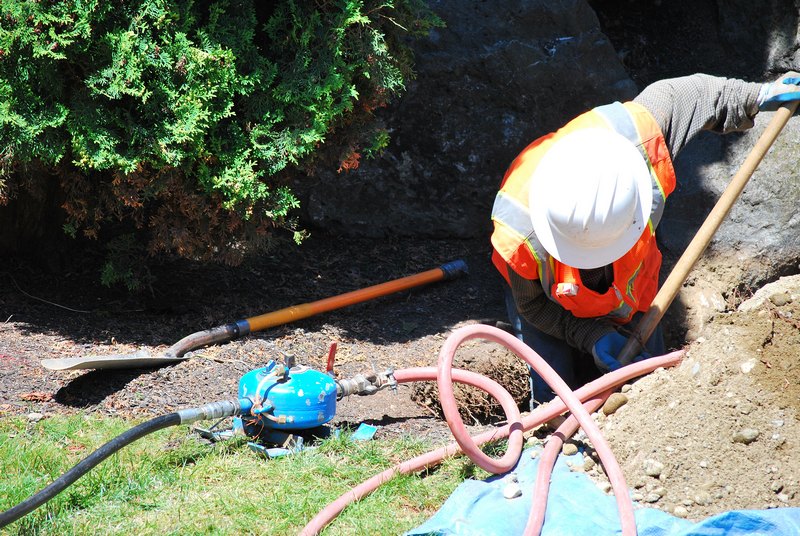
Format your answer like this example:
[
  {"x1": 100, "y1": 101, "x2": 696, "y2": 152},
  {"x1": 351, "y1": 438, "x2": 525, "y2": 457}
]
[{"x1": 491, "y1": 72, "x2": 800, "y2": 407}]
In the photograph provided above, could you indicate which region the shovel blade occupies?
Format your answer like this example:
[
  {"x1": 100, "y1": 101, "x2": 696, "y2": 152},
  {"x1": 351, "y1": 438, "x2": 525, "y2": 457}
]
[{"x1": 40, "y1": 349, "x2": 185, "y2": 371}]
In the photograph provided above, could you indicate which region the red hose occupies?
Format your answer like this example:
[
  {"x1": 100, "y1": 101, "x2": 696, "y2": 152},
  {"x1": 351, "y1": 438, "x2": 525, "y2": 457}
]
[
  {"x1": 300, "y1": 324, "x2": 685, "y2": 535},
  {"x1": 436, "y1": 325, "x2": 636, "y2": 535},
  {"x1": 526, "y1": 391, "x2": 611, "y2": 535},
  {"x1": 437, "y1": 330, "x2": 524, "y2": 474}
]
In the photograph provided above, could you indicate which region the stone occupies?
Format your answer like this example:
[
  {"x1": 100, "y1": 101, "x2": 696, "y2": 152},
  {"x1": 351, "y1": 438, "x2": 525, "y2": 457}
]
[
  {"x1": 694, "y1": 491, "x2": 711, "y2": 506},
  {"x1": 733, "y1": 428, "x2": 760, "y2": 444},
  {"x1": 644, "y1": 492, "x2": 662, "y2": 503},
  {"x1": 503, "y1": 482, "x2": 523, "y2": 499},
  {"x1": 583, "y1": 456, "x2": 596, "y2": 472},
  {"x1": 769, "y1": 292, "x2": 791, "y2": 306},
  {"x1": 602, "y1": 392, "x2": 629, "y2": 416},
  {"x1": 562, "y1": 442, "x2": 579, "y2": 456},
  {"x1": 299, "y1": 0, "x2": 638, "y2": 239},
  {"x1": 643, "y1": 459, "x2": 665, "y2": 478}
]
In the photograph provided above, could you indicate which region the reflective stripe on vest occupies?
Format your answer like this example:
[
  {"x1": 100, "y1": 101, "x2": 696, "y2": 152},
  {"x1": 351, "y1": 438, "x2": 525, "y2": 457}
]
[{"x1": 491, "y1": 101, "x2": 677, "y2": 322}]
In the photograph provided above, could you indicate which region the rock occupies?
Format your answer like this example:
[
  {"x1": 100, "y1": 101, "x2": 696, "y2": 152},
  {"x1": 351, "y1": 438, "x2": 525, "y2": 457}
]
[
  {"x1": 733, "y1": 428, "x2": 760, "y2": 444},
  {"x1": 583, "y1": 456, "x2": 596, "y2": 472},
  {"x1": 562, "y1": 442, "x2": 579, "y2": 456},
  {"x1": 673, "y1": 506, "x2": 689, "y2": 518},
  {"x1": 740, "y1": 359, "x2": 757, "y2": 373},
  {"x1": 567, "y1": 462, "x2": 585, "y2": 473},
  {"x1": 300, "y1": 0, "x2": 638, "y2": 239},
  {"x1": 643, "y1": 459, "x2": 665, "y2": 478},
  {"x1": 503, "y1": 482, "x2": 523, "y2": 499},
  {"x1": 644, "y1": 492, "x2": 662, "y2": 503},
  {"x1": 526, "y1": 435, "x2": 543, "y2": 447},
  {"x1": 769, "y1": 292, "x2": 791, "y2": 306},
  {"x1": 27, "y1": 412, "x2": 44, "y2": 422},
  {"x1": 602, "y1": 393, "x2": 629, "y2": 415},
  {"x1": 739, "y1": 276, "x2": 800, "y2": 313},
  {"x1": 694, "y1": 491, "x2": 711, "y2": 506}
]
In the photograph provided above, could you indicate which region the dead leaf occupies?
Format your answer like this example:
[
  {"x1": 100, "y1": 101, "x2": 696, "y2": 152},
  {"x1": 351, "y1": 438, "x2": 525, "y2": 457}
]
[{"x1": 20, "y1": 391, "x2": 53, "y2": 402}]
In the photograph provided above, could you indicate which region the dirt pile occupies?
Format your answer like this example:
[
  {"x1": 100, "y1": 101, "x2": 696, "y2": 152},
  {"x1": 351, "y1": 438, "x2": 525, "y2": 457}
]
[{"x1": 581, "y1": 276, "x2": 800, "y2": 519}]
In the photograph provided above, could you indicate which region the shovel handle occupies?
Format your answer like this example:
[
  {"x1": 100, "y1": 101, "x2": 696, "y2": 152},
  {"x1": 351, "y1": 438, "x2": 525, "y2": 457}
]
[
  {"x1": 245, "y1": 260, "x2": 468, "y2": 332},
  {"x1": 618, "y1": 101, "x2": 800, "y2": 365},
  {"x1": 166, "y1": 260, "x2": 469, "y2": 357}
]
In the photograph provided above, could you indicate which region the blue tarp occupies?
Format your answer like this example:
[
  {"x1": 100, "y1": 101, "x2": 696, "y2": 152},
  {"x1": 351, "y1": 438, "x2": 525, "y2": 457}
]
[{"x1": 406, "y1": 448, "x2": 800, "y2": 536}]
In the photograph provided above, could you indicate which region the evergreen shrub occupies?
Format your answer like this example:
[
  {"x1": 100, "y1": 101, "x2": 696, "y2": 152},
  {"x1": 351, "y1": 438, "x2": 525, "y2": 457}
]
[{"x1": 0, "y1": 0, "x2": 441, "y2": 279}]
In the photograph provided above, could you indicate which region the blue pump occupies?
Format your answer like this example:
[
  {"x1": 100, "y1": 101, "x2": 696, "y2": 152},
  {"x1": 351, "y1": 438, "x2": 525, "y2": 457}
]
[{"x1": 234, "y1": 360, "x2": 338, "y2": 435}]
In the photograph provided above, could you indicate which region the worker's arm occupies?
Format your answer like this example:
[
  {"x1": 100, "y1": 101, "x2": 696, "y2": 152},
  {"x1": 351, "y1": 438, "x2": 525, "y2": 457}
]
[
  {"x1": 633, "y1": 74, "x2": 762, "y2": 158},
  {"x1": 507, "y1": 267, "x2": 615, "y2": 354}
]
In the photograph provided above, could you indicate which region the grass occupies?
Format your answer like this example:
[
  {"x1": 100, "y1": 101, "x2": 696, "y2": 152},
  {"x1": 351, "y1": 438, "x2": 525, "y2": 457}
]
[{"x1": 0, "y1": 415, "x2": 484, "y2": 535}]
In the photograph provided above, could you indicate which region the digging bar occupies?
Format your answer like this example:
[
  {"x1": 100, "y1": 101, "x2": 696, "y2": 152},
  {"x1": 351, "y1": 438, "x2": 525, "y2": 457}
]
[
  {"x1": 41, "y1": 260, "x2": 468, "y2": 371},
  {"x1": 617, "y1": 100, "x2": 800, "y2": 365}
]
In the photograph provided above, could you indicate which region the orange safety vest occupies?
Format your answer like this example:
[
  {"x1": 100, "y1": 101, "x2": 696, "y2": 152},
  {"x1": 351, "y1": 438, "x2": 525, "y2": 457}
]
[{"x1": 491, "y1": 101, "x2": 677, "y2": 323}]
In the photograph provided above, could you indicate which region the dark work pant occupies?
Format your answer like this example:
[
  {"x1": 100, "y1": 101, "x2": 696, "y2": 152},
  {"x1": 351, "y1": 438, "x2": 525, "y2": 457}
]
[{"x1": 502, "y1": 283, "x2": 665, "y2": 409}]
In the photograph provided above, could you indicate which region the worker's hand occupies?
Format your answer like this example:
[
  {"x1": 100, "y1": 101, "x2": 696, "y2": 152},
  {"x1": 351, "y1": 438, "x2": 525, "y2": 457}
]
[
  {"x1": 591, "y1": 332, "x2": 627, "y2": 372},
  {"x1": 757, "y1": 71, "x2": 800, "y2": 111}
]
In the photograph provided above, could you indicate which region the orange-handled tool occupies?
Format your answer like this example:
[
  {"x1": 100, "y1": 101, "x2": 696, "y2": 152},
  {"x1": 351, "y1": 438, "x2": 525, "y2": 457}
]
[{"x1": 41, "y1": 260, "x2": 469, "y2": 370}]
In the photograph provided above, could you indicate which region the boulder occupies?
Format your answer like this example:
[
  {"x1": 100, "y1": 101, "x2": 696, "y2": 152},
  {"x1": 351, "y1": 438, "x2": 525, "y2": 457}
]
[{"x1": 295, "y1": 0, "x2": 637, "y2": 238}]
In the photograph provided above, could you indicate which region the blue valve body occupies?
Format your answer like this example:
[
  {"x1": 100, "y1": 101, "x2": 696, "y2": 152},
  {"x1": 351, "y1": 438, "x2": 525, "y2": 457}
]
[{"x1": 236, "y1": 361, "x2": 337, "y2": 433}]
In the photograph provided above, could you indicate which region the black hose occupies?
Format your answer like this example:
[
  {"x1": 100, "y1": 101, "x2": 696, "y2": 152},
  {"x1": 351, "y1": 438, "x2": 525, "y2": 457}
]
[
  {"x1": 0, "y1": 398, "x2": 250, "y2": 528},
  {"x1": 0, "y1": 413, "x2": 180, "y2": 528}
]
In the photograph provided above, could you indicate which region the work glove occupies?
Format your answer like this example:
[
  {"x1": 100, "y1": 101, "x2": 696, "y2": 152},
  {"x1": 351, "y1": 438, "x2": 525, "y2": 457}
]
[
  {"x1": 591, "y1": 332, "x2": 627, "y2": 372},
  {"x1": 757, "y1": 71, "x2": 800, "y2": 111}
]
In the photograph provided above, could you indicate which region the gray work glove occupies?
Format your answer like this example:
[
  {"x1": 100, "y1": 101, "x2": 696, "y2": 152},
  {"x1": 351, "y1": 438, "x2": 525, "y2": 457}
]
[{"x1": 758, "y1": 71, "x2": 800, "y2": 111}]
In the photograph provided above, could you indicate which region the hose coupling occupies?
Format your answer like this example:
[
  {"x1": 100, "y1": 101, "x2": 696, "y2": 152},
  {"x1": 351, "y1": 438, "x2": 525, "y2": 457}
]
[
  {"x1": 336, "y1": 369, "x2": 397, "y2": 399},
  {"x1": 176, "y1": 398, "x2": 252, "y2": 425}
]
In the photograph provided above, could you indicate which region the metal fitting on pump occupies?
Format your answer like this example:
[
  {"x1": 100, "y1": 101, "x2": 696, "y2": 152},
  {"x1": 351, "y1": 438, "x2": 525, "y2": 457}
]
[{"x1": 336, "y1": 368, "x2": 397, "y2": 399}]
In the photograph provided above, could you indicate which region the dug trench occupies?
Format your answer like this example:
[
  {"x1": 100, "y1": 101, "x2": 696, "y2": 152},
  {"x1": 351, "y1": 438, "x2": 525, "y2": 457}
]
[{"x1": 2, "y1": 234, "x2": 798, "y2": 522}]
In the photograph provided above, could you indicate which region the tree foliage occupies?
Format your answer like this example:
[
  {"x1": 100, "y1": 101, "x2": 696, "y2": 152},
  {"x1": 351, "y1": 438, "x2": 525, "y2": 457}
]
[{"x1": 0, "y1": 0, "x2": 441, "y2": 274}]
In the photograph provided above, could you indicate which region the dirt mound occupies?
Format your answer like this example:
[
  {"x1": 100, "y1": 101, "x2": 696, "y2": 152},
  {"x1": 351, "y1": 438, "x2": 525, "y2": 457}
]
[{"x1": 583, "y1": 276, "x2": 800, "y2": 520}]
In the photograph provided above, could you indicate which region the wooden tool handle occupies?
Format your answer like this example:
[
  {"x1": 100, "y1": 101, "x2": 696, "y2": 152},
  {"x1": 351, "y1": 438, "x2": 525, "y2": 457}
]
[{"x1": 618, "y1": 101, "x2": 800, "y2": 364}]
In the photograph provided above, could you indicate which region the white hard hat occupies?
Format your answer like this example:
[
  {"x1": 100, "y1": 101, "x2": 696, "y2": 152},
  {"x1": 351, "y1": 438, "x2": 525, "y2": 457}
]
[{"x1": 528, "y1": 128, "x2": 653, "y2": 269}]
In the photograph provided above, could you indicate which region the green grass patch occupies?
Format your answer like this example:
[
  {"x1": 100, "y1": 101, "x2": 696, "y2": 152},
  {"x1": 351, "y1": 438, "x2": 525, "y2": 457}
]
[{"x1": 0, "y1": 415, "x2": 480, "y2": 535}]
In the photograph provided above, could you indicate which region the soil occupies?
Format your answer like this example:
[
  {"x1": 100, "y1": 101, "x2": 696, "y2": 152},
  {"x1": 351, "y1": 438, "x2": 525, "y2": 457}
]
[
  {"x1": 2, "y1": 234, "x2": 799, "y2": 525},
  {"x1": 0, "y1": 236, "x2": 513, "y2": 446}
]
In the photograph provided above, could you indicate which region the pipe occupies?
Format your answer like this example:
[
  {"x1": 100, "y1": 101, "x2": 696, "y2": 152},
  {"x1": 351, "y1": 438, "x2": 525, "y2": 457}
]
[
  {"x1": 0, "y1": 399, "x2": 252, "y2": 528},
  {"x1": 300, "y1": 325, "x2": 684, "y2": 535},
  {"x1": 244, "y1": 260, "x2": 468, "y2": 333},
  {"x1": 437, "y1": 340, "x2": 524, "y2": 474}
]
